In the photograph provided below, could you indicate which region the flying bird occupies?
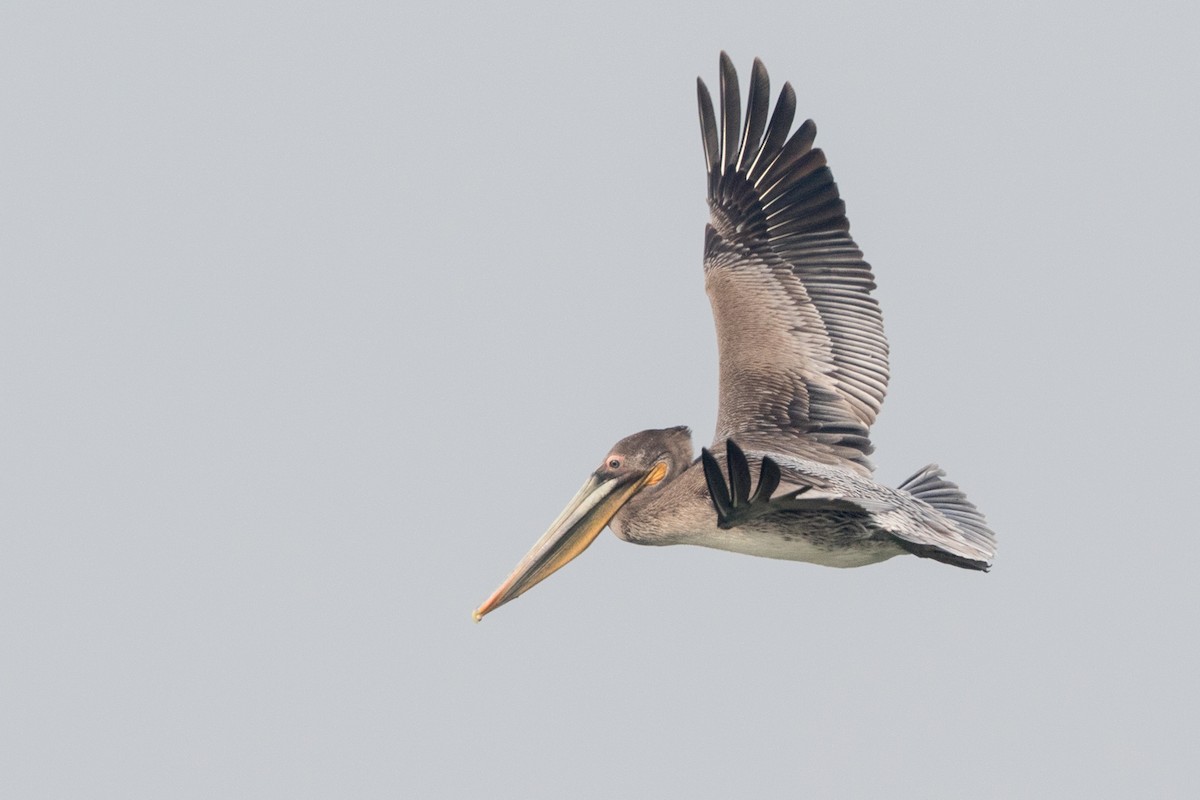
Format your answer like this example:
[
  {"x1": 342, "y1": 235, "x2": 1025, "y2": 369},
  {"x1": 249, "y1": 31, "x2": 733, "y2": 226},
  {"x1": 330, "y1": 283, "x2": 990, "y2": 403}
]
[{"x1": 474, "y1": 53, "x2": 995, "y2": 621}]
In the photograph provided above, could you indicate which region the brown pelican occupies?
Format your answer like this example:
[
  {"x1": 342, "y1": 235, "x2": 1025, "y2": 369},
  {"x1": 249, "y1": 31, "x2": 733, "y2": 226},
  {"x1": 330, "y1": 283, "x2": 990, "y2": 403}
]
[{"x1": 473, "y1": 53, "x2": 995, "y2": 621}]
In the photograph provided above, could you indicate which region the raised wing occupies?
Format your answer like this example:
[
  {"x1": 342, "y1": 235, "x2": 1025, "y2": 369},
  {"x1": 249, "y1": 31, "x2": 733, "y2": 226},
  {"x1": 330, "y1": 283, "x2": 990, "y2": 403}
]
[{"x1": 698, "y1": 53, "x2": 889, "y2": 474}]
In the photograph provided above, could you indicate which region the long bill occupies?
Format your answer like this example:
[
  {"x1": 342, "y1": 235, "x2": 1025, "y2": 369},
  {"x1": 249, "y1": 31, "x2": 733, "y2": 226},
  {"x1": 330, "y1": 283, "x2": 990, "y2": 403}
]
[{"x1": 473, "y1": 463, "x2": 666, "y2": 621}]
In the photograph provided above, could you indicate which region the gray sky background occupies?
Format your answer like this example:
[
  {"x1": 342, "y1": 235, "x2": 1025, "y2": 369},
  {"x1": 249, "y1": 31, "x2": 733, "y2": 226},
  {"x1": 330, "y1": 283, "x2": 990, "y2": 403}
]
[{"x1": 4, "y1": 1, "x2": 1199, "y2": 797}]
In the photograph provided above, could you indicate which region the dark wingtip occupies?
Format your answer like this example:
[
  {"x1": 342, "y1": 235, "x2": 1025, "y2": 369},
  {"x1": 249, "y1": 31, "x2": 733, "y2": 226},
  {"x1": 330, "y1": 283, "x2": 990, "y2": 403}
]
[
  {"x1": 700, "y1": 447, "x2": 733, "y2": 520},
  {"x1": 697, "y1": 77, "x2": 718, "y2": 176},
  {"x1": 751, "y1": 456, "x2": 781, "y2": 505},
  {"x1": 717, "y1": 52, "x2": 741, "y2": 173},
  {"x1": 725, "y1": 439, "x2": 751, "y2": 506},
  {"x1": 736, "y1": 57, "x2": 771, "y2": 173}
]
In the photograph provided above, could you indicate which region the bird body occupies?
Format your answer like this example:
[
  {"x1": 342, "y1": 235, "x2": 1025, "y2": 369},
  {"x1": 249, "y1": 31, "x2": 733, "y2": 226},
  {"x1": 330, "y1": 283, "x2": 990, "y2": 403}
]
[
  {"x1": 609, "y1": 434, "x2": 987, "y2": 570},
  {"x1": 612, "y1": 468, "x2": 905, "y2": 569},
  {"x1": 473, "y1": 53, "x2": 995, "y2": 621}
]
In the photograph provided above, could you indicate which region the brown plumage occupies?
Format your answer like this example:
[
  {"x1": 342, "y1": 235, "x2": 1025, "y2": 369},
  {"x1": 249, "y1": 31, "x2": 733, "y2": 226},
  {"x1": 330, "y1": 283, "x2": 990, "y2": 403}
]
[{"x1": 473, "y1": 54, "x2": 994, "y2": 621}]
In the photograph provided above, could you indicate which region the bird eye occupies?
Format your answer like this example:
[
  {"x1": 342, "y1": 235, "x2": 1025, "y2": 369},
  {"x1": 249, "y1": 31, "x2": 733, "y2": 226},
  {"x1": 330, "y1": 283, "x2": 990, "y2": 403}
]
[{"x1": 608, "y1": 458, "x2": 621, "y2": 469}]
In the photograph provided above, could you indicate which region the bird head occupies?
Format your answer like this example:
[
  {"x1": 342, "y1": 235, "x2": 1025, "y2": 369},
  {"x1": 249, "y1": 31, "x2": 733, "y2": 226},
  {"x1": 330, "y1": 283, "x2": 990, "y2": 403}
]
[{"x1": 473, "y1": 426, "x2": 693, "y2": 620}]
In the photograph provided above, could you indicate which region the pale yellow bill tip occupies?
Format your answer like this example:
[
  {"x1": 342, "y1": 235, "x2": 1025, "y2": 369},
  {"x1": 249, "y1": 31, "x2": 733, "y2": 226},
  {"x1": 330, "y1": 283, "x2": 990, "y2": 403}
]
[{"x1": 472, "y1": 608, "x2": 484, "y2": 623}]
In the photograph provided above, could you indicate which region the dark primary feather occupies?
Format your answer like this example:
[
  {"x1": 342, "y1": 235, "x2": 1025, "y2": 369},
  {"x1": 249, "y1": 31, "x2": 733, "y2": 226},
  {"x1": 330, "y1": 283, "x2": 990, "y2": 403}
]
[{"x1": 698, "y1": 53, "x2": 890, "y2": 474}]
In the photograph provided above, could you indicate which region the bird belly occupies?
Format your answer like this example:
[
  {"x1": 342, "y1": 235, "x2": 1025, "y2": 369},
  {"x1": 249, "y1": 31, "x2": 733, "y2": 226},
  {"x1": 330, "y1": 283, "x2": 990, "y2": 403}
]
[
  {"x1": 691, "y1": 522, "x2": 904, "y2": 568},
  {"x1": 615, "y1": 506, "x2": 904, "y2": 568}
]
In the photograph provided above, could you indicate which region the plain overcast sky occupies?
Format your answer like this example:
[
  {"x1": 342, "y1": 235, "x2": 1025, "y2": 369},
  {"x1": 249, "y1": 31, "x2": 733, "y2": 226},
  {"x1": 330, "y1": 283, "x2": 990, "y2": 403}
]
[{"x1": 3, "y1": 1, "x2": 1199, "y2": 797}]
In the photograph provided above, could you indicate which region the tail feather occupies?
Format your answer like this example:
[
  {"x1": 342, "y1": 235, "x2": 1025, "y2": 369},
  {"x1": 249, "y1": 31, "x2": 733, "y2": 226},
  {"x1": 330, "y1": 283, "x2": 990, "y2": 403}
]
[{"x1": 894, "y1": 464, "x2": 996, "y2": 570}]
